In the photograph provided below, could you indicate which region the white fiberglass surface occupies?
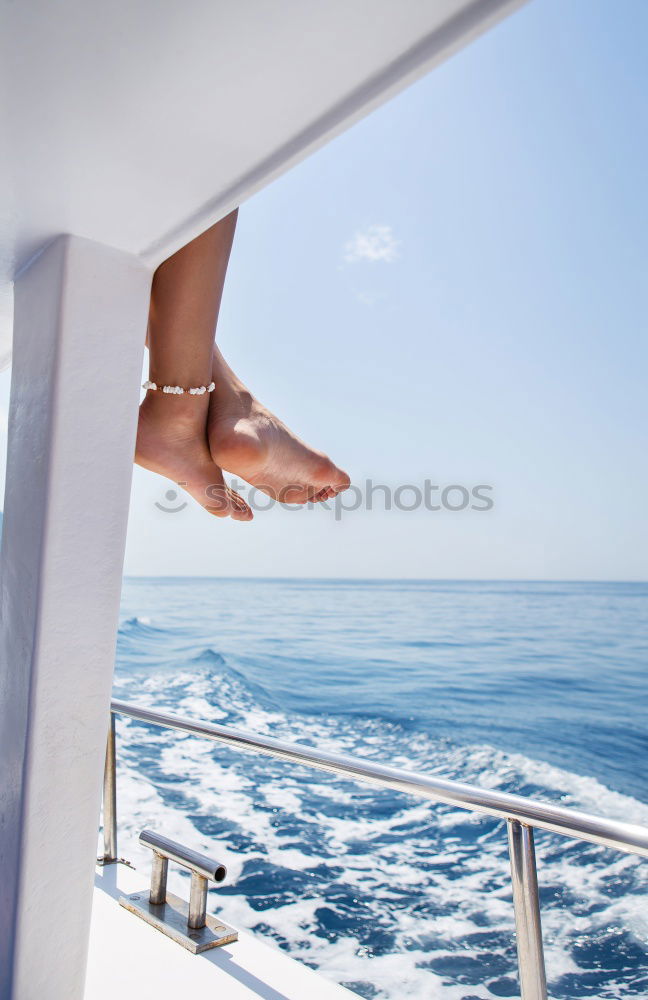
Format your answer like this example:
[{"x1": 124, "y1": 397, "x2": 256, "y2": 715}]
[{"x1": 0, "y1": 0, "x2": 523, "y2": 365}]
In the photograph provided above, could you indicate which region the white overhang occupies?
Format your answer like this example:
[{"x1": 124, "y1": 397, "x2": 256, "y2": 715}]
[{"x1": 0, "y1": 0, "x2": 525, "y2": 365}]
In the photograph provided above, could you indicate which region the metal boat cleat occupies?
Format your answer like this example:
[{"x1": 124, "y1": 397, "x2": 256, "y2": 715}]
[{"x1": 119, "y1": 829, "x2": 238, "y2": 954}]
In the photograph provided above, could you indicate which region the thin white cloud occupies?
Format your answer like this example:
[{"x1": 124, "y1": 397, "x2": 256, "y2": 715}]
[
  {"x1": 343, "y1": 224, "x2": 400, "y2": 264},
  {"x1": 355, "y1": 290, "x2": 385, "y2": 307}
]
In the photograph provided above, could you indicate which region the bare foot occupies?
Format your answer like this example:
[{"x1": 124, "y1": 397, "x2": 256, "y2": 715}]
[
  {"x1": 208, "y1": 349, "x2": 350, "y2": 503},
  {"x1": 136, "y1": 393, "x2": 253, "y2": 520}
]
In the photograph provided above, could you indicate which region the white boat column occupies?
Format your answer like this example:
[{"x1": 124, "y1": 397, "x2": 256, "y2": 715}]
[{"x1": 0, "y1": 235, "x2": 151, "y2": 1000}]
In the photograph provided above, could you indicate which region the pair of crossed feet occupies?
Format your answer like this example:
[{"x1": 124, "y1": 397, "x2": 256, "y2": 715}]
[{"x1": 135, "y1": 348, "x2": 350, "y2": 520}]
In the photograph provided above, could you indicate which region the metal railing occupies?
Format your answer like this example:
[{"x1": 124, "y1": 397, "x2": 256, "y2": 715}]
[{"x1": 102, "y1": 699, "x2": 648, "y2": 1000}]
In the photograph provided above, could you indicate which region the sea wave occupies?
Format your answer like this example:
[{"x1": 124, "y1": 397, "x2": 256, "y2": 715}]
[{"x1": 111, "y1": 645, "x2": 648, "y2": 1000}]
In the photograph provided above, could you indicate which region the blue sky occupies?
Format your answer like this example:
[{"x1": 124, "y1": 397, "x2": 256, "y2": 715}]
[{"x1": 1, "y1": 0, "x2": 646, "y2": 578}]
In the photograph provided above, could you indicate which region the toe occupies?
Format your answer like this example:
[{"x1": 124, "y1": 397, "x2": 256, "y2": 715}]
[
  {"x1": 228, "y1": 488, "x2": 253, "y2": 521},
  {"x1": 332, "y1": 469, "x2": 350, "y2": 493},
  {"x1": 309, "y1": 485, "x2": 330, "y2": 503},
  {"x1": 311, "y1": 456, "x2": 349, "y2": 495},
  {"x1": 203, "y1": 482, "x2": 233, "y2": 517},
  {"x1": 277, "y1": 483, "x2": 311, "y2": 504}
]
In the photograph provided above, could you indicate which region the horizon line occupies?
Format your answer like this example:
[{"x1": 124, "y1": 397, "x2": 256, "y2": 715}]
[{"x1": 122, "y1": 575, "x2": 648, "y2": 584}]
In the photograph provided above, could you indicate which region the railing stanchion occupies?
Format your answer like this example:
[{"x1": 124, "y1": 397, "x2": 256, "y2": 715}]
[
  {"x1": 102, "y1": 712, "x2": 118, "y2": 863},
  {"x1": 507, "y1": 819, "x2": 547, "y2": 1000}
]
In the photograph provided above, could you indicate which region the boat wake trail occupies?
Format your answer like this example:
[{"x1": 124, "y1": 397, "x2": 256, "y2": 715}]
[{"x1": 112, "y1": 640, "x2": 648, "y2": 1000}]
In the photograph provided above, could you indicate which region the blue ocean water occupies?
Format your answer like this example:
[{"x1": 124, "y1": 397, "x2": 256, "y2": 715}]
[{"x1": 113, "y1": 579, "x2": 648, "y2": 999}]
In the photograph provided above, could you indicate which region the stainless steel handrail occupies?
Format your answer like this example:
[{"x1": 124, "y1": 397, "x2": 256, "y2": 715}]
[
  {"x1": 110, "y1": 699, "x2": 648, "y2": 857},
  {"x1": 103, "y1": 699, "x2": 648, "y2": 1000}
]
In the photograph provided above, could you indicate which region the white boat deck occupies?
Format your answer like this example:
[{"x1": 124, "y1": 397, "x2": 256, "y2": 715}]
[{"x1": 87, "y1": 863, "x2": 357, "y2": 999}]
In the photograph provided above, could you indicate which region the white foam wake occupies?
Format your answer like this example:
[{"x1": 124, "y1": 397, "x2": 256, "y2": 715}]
[{"x1": 107, "y1": 663, "x2": 648, "y2": 999}]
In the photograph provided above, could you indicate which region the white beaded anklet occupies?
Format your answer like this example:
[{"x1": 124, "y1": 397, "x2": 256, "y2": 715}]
[{"x1": 143, "y1": 379, "x2": 216, "y2": 396}]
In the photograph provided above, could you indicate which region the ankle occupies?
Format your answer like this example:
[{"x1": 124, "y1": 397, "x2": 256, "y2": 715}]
[
  {"x1": 212, "y1": 350, "x2": 256, "y2": 415},
  {"x1": 140, "y1": 389, "x2": 209, "y2": 436}
]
